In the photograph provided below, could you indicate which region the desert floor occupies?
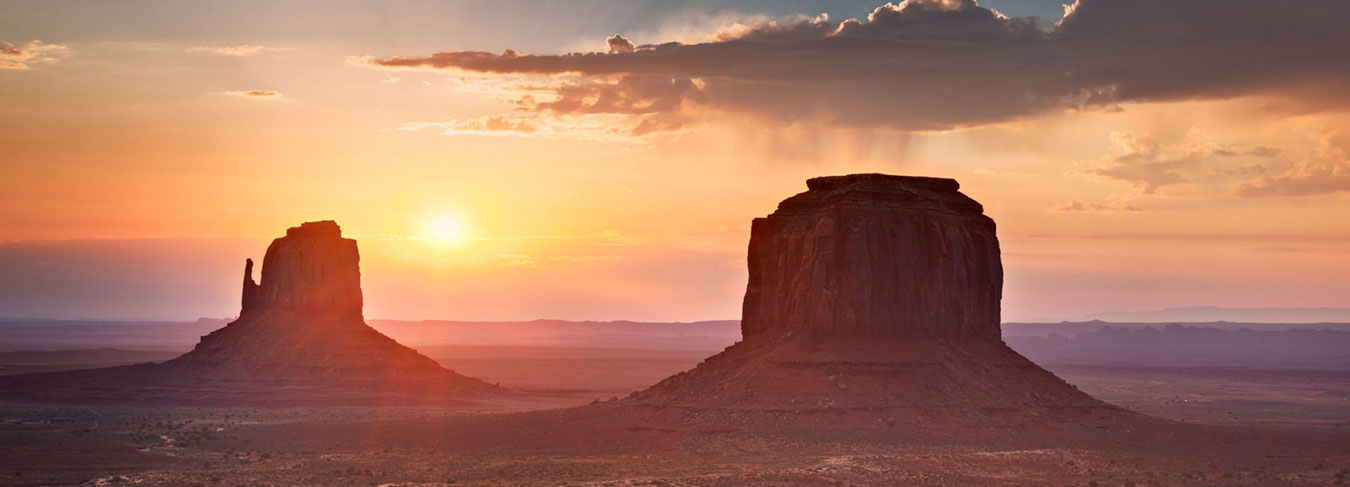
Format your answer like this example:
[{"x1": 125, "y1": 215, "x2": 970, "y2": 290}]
[{"x1": 2, "y1": 346, "x2": 1347, "y2": 487}]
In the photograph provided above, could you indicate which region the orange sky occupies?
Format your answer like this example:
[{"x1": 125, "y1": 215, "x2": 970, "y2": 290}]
[{"x1": 2, "y1": 0, "x2": 1348, "y2": 321}]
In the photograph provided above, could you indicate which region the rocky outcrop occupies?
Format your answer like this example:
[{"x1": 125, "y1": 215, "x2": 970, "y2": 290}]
[
  {"x1": 0, "y1": 220, "x2": 501, "y2": 406},
  {"x1": 742, "y1": 174, "x2": 1001, "y2": 341},
  {"x1": 242, "y1": 220, "x2": 362, "y2": 318},
  {"x1": 617, "y1": 174, "x2": 1123, "y2": 428},
  {"x1": 155, "y1": 220, "x2": 501, "y2": 398}
]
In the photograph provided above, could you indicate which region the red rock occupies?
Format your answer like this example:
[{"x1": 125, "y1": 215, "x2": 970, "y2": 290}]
[
  {"x1": 242, "y1": 220, "x2": 363, "y2": 317},
  {"x1": 742, "y1": 174, "x2": 1001, "y2": 341},
  {"x1": 0, "y1": 221, "x2": 501, "y2": 406},
  {"x1": 618, "y1": 174, "x2": 1124, "y2": 427},
  {"x1": 169, "y1": 221, "x2": 489, "y2": 386}
]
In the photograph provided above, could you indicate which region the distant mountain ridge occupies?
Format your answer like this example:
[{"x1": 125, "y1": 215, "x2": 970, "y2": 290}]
[
  {"x1": 1007, "y1": 324, "x2": 1350, "y2": 371},
  {"x1": 372, "y1": 319, "x2": 741, "y2": 350},
  {"x1": 0, "y1": 318, "x2": 742, "y2": 352},
  {"x1": 1085, "y1": 306, "x2": 1350, "y2": 323},
  {"x1": 6, "y1": 317, "x2": 1350, "y2": 353}
]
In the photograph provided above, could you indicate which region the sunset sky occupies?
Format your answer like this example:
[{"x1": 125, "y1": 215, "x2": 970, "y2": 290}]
[{"x1": 2, "y1": 0, "x2": 1348, "y2": 322}]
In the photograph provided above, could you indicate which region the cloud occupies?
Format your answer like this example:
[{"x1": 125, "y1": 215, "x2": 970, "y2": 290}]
[
  {"x1": 1214, "y1": 147, "x2": 1282, "y2": 158},
  {"x1": 393, "y1": 112, "x2": 678, "y2": 140},
  {"x1": 536, "y1": 75, "x2": 699, "y2": 115},
  {"x1": 354, "y1": 0, "x2": 1350, "y2": 133},
  {"x1": 1251, "y1": 246, "x2": 1316, "y2": 253},
  {"x1": 1076, "y1": 133, "x2": 1193, "y2": 194},
  {"x1": 833, "y1": 0, "x2": 1040, "y2": 40},
  {"x1": 1235, "y1": 133, "x2": 1350, "y2": 197},
  {"x1": 0, "y1": 40, "x2": 70, "y2": 70},
  {"x1": 716, "y1": 13, "x2": 835, "y2": 41},
  {"x1": 222, "y1": 90, "x2": 283, "y2": 100},
  {"x1": 395, "y1": 115, "x2": 536, "y2": 135},
  {"x1": 1077, "y1": 132, "x2": 1285, "y2": 194},
  {"x1": 495, "y1": 254, "x2": 539, "y2": 269},
  {"x1": 547, "y1": 255, "x2": 619, "y2": 263},
  {"x1": 1050, "y1": 200, "x2": 1144, "y2": 213},
  {"x1": 186, "y1": 45, "x2": 285, "y2": 56},
  {"x1": 606, "y1": 34, "x2": 636, "y2": 54}
]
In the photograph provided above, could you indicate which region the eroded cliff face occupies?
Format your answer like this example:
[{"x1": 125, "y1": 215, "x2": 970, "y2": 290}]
[
  {"x1": 741, "y1": 174, "x2": 1002, "y2": 341},
  {"x1": 241, "y1": 220, "x2": 363, "y2": 318}
]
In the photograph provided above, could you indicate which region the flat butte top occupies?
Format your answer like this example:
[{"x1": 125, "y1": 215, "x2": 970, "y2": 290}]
[{"x1": 774, "y1": 173, "x2": 986, "y2": 217}]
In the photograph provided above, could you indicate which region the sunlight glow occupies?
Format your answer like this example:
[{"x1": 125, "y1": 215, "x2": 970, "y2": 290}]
[{"x1": 430, "y1": 215, "x2": 461, "y2": 241}]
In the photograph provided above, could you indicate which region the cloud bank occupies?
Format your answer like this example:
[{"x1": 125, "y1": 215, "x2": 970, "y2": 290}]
[{"x1": 357, "y1": 0, "x2": 1350, "y2": 133}]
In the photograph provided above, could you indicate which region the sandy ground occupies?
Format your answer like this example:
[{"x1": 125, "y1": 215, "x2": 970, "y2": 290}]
[{"x1": 1, "y1": 348, "x2": 1347, "y2": 486}]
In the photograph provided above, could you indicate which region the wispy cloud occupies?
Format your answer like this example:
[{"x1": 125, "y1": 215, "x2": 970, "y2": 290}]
[
  {"x1": 393, "y1": 116, "x2": 537, "y2": 136},
  {"x1": 1235, "y1": 132, "x2": 1350, "y2": 197},
  {"x1": 1075, "y1": 132, "x2": 1284, "y2": 194},
  {"x1": 1050, "y1": 200, "x2": 1145, "y2": 213},
  {"x1": 222, "y1": 90, "x2": 284, "y2": 100},
  {"x1": 186, "y1": 45, "x2": 287, "y2": 56},
  {"x1": 0, "y1": 40, "x2": 70, "y2": 70},
  {"x1": 391, "y1": 113, "x2": 662, "y2": 141},
  {"x1": 1075, "y1": 132, "x2": 1194, "y2": 194}
]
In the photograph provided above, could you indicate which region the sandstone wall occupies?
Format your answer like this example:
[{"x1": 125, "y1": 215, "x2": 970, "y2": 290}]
[
  {"x1": 740, "y1": 174, "x2": 1002, "y2": 341},
  {"x1": 242, "y1": 220, "x2": 363, "y2": 317}
]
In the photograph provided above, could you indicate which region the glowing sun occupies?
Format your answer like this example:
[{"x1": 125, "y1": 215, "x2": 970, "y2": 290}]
[{"x1": 430, "y1": 215, "x2": 461, "y2": 240}]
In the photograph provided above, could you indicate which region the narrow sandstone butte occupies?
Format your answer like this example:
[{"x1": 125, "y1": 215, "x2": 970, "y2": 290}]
[
  {"x1": 167, "y1": 220, "x2": 495, "y2": 387},
  {"x1": 0, "y1": 220, "x2": 500, "y2": 406}
]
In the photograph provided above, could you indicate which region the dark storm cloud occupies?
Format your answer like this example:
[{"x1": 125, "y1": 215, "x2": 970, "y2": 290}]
[
  {"x1": 833, "y1": 0, "x2": 1041, "y2": 40},
  {"x1": 539, "y1": 76, "x2": 698, "y2": 115},
  {"x1": 362, "y1": 0, "x2": 1350, "y2": 131}
]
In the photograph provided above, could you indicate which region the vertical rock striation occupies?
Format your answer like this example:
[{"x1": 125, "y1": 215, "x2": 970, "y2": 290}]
[{"x1": 741, "y1": 174, "x2": 1002, "y2": 341}]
